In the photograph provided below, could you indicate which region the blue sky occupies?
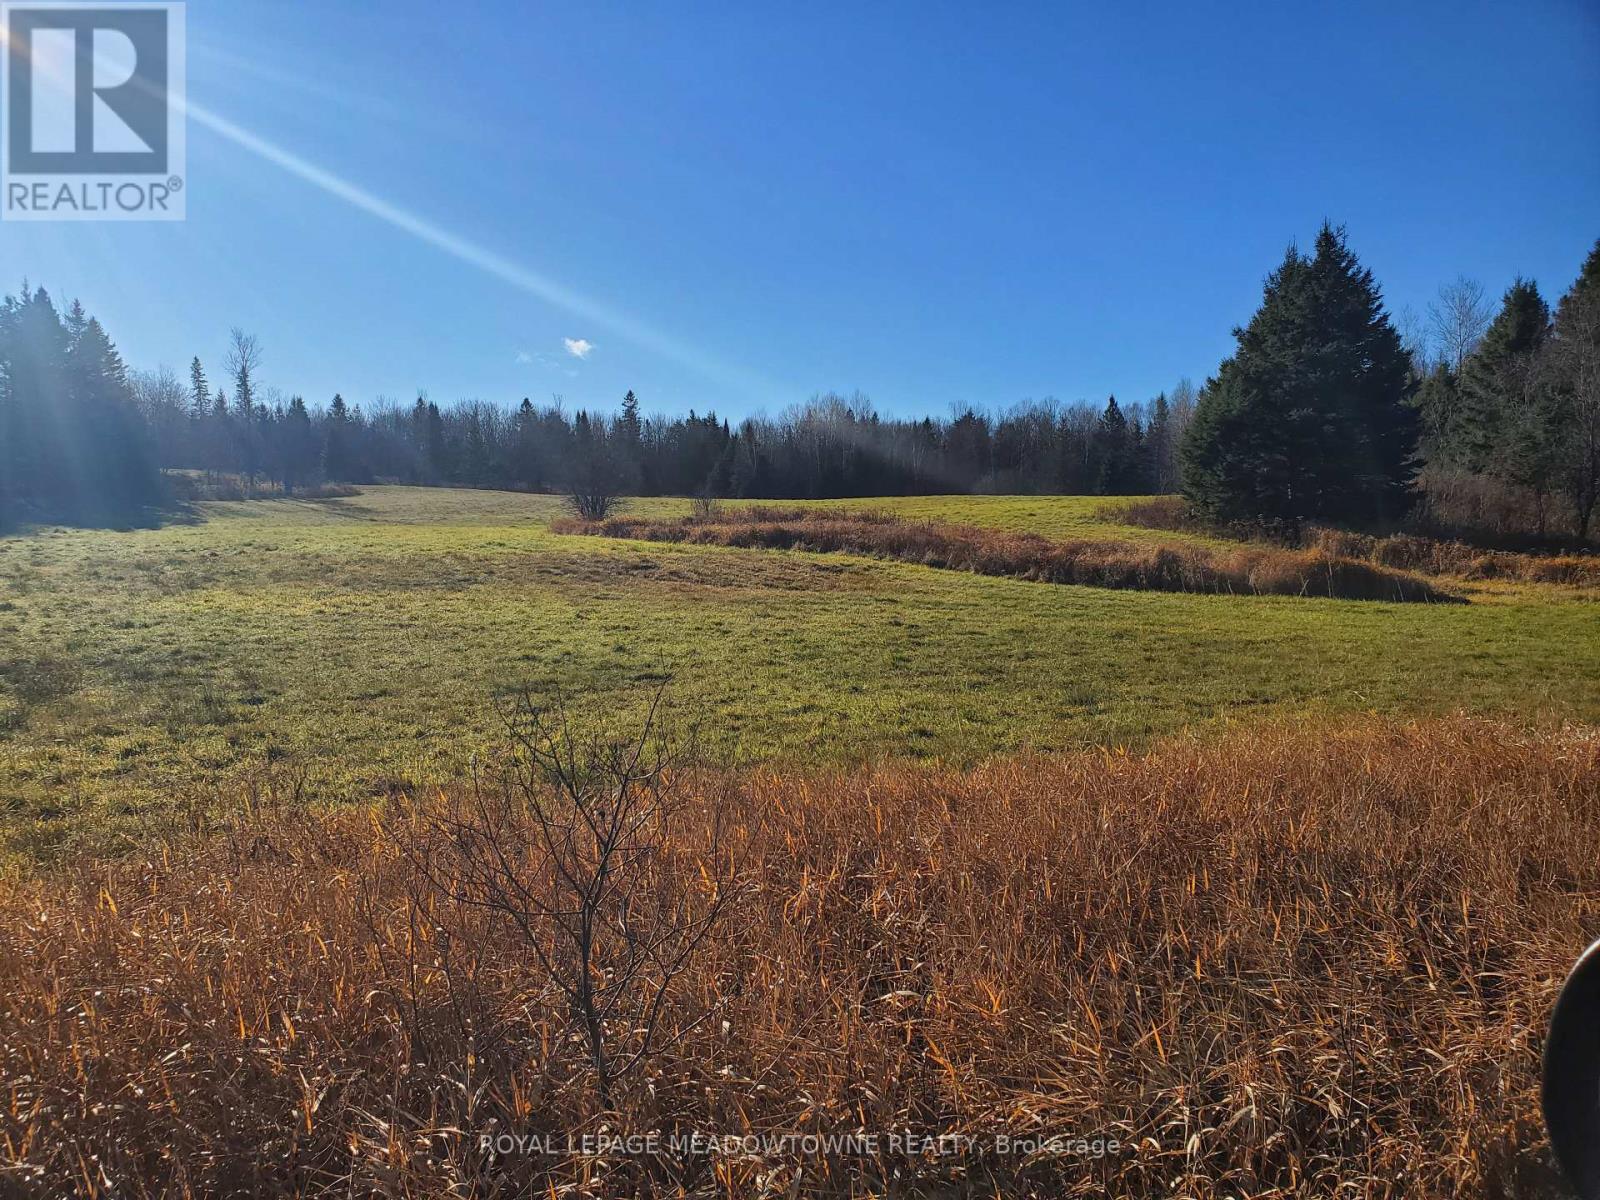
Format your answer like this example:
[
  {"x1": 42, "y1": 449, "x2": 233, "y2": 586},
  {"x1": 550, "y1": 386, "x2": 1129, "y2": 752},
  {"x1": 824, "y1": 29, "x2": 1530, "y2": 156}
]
[{"x1": 3, "y1": 0, "x2": 1598, "y2": 419}]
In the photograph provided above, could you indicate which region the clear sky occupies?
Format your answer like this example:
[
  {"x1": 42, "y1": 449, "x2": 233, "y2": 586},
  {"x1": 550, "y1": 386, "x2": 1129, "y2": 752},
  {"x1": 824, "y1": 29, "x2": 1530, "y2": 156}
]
[{"x1": 3, "y1": 0, "x2": 1597, "y2": 419}]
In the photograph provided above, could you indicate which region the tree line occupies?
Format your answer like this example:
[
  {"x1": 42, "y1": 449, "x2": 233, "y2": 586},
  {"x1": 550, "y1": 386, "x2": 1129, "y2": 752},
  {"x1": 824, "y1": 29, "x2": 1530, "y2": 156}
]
[
  {"x1": 1181, "y1": 226, "x2": 1600, "y2": 539},
  {"x1": 148, "y1": 377, "x2": 1201, "y2": 502},
  {"x1": 2, "y1": 295, "x2": 1201, "y2": 524},
  {"x1": 3, "y1": 226, "x2": 1597, "y2": 539}
]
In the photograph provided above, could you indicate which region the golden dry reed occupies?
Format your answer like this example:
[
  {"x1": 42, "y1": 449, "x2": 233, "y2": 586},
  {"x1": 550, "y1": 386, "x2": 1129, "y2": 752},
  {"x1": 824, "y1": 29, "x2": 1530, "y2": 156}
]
[
  {"x1": 2, "y1": 717, "x2": 1595, "y2": 1196},
  {"x1": 1110, "y1": 495, "x2": 1600, "y2": 587},
  {"x1": 555, "y1": 508, "x2": 1456, "y2": 602}
]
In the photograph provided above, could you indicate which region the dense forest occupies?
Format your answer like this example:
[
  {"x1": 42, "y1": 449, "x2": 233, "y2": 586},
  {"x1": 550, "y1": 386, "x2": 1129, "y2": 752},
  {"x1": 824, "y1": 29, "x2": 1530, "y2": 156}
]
[{"x1": 2, "y1": 227, "x2": 1597, "y2": 539}]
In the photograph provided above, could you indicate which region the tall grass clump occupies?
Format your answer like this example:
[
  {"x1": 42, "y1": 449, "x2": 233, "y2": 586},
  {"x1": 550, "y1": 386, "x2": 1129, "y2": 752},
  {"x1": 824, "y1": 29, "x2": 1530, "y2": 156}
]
[
  {"x1": 0, "y1": 715, "x2": 1593, "y2": 1196},
  {"x1": 1305, "y1": 527, "x2": 1600, "y2": 587},
  {"x1": 1106, "y1": 495, "x2": 1598, "y2": 587},
  {"x1": 556, "y1": 509, "x2": 1457, "y2": 602}
]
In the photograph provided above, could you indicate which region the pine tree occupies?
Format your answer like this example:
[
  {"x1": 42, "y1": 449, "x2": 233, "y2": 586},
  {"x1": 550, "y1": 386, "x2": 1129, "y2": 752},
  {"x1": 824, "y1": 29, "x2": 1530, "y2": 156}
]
[
  {"x1": 322, "y1": 393, "x2": 352, "y2": 482},
  {"x1": 1182, "y1": 225, "x2": 1417, "y2": 528},
  {"x1": 189, "y1": 357, "x2": 210, "y2": 420},
  {"x1": 618, "y1": 390, "x2": 642, "y2": 447},
  {"x1": 513, "y1": 397, "x2": 539, "y2": 488},
  {"x1": 1148, "y1": 392, "x2": 1174, "y2": 492},
  {"x1": 1544, "y1": 239, "x2": 1600, "y2": 539},
  {"x1": 425, "y1": 401, "x2": 446, "y2": 480},
  {"x1": 409, "y1": 396, "x2": 430, "y2": 478},
  {"x1": 0, "y1": 288, "x2": 157, "y2": 521},
  {"x1": 1454, "y1": 278, "x2": 1550, "y2": 474},
  {"x1": 1301, "y1": 223, "x2": 1418, "y2": 523},
  {"x1": 1095, "y1": 396, "x2": 1134, "y2": 494},
  {"x1": 63, "y1": 298, "x2": 88, "y2": 347},
  {"x1": 1182, "y1": 246, "x2": 1320, "y2": 526},
  {"x1": 281, "y1": 396, "x2": 317, "y2": 493},
  {"x1": 2, "y1": 289, "x2": 71, "y2": 510}
]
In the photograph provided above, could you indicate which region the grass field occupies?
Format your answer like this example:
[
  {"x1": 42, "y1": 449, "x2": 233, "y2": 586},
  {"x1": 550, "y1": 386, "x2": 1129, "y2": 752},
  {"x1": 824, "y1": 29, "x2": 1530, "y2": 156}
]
[
  {"x1": 1, "y1": 485, "x2": 1597, "y2": 860},
  {"x1": 3, "y1": 485, "x2": 1598, "y2": 1197}
]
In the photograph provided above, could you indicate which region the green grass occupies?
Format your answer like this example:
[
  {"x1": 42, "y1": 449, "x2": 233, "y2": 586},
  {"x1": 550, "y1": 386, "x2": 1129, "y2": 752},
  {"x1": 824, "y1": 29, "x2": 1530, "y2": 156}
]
[{"x1": 1, "y1": 485, "x2": 1595, "y2": 860}]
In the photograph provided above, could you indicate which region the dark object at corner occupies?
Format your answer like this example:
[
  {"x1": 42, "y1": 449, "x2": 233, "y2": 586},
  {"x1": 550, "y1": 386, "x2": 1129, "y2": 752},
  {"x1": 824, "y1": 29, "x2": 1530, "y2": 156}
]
[{"x1": 1545, "y1": 938, "x2": 1600, "y2": 1199}]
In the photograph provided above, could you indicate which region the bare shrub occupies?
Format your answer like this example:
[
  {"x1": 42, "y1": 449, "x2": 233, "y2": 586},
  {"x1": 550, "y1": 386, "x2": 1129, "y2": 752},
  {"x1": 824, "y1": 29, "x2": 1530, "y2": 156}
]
[
  {"x1": 690, "y1": 491, "x2": 723, "y2": 521},
  {"x1": 394, "y1": 686, "x2": 738, "y2": 1111},
  {"x1": 1416, "y1": 467, "x2": 1594, "y2": 546},
  {"x1": 554, "y1": 509, "x2": 1457, "y2": 602},
  {"x1": 564, "y1": 489, "x2": 625, "y2": 521},
  {"x1": 562, "y1": 428, "x2": 636, "y2": 521}
]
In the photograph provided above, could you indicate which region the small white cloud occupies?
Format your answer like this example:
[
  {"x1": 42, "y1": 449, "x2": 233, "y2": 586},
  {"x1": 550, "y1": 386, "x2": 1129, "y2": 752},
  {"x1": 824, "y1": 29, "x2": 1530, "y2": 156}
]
[
  {"x1": 514, "y1": 350, "x2": 534, "y2": 364},
  {"x1": 563, "y1": 337, "x2": 594, "y2": 360}
]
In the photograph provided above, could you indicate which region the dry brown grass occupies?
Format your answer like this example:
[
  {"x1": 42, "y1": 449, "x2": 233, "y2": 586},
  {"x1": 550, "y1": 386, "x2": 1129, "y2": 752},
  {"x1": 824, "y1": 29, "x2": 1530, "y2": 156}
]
[
  {"x1": 1106, "y1": 496, "x2": 1600, "y2": 588},
  {"x1": 1305, "y1": 528, "x2": 1600, "y2": 588},
  {"x1": 2, "y1": 717, "x2": 1595, "y2": 1197},
  {"x1": 556, "y1": 508, "x2": 1456, "y2": 603}
]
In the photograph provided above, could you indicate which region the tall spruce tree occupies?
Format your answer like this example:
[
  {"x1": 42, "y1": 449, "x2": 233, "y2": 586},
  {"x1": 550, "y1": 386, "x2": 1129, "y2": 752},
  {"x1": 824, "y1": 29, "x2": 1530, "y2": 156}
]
[
  {"x1": 189, "y1": 357, "x2": 210, "y2": 419},
  {"x1": 1148, "y1": 392, "x2": 1174, "y2": 492},
  {"x1": 280, "y1": 396, "x2": 317, "y2": 493},
  {"x1": 618, "y1": 390, "x2": 642, "y2": 447},
  {"x1": 1453, "y1": 278, "x2": 1550, "y2": 474},
  {"x1": 322, "y1": 393, "x2": 353, "y2": 481},
  {"x1": 1182, "y1": 225, "x2": 1417, "y2": 528},
  {"x1": 1095, "y1": 396, "x2": 1135, "y2": 494},
  {"x1": 1545, "y1": 239, "x2": 1600, "y2": 539}
]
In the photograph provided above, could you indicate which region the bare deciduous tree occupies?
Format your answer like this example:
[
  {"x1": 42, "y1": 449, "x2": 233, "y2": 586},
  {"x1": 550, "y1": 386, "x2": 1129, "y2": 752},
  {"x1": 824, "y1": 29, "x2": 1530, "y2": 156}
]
[
  {"x1": 1394, "y1": 304, "x2": 1429, "y2": 375},
  {"x1": 1428, "y1": 276, "x2": 1492, "y2": 373},
  {"x1": 225, "y1": 328, "x2": 262, "y2": 416}
]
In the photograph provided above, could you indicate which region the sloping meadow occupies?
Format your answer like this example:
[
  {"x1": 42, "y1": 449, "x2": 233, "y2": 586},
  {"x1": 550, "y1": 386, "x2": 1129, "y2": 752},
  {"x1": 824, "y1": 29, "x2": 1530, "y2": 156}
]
[
  {"x1": 1, "y1": 716, "x2": 1594, "y2": 1196},
  {"x1": 554, "y1": 508, "x2": 1458, "y2": 602}
]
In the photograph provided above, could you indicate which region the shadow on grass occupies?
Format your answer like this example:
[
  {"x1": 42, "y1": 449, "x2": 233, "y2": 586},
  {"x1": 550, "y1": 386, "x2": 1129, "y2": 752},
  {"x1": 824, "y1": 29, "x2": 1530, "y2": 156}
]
[{"x1": 0, "y1": 497, "x2": 201, "y2": 536}]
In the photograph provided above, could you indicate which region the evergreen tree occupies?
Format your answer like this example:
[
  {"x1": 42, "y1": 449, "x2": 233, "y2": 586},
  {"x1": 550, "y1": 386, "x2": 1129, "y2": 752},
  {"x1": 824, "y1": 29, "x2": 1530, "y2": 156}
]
[
  {"x1": 1095, "y1": 396, "x2": 1136, "y2": 494},
  {"x1": 409, "y1": 396, "x2": 431, "y2": 477},
  {"x1": 189, "y1": 358, "x2": 210, "y2": 419},
  {"x1": 280, "y1": 396, "x2": 317, "y2": 493},
  {"x1": 1544, "y1": 239, "x2": 1600, "y2": 539},
  {"x1": 512, "y1": 397, "x2": 540, "y2": 488},
  {"x1": 1129, "y1": 415, "x2": 1154, "y2": 493},
  {"x1": 63, "y1": 298, "x2": 88, "y2": 347},
  {"x1": 0, "y1": 287, "x2": 158, "y2": 522},
  {"x1": 2, "y1": 289, "x2": 71, "y2": 511},
  {"x1": 1148, "y1": 392, "x2": 1174, "y2": 492},
  {"x1": 1453, "y1": 278, "x2": 1550, "y2": 474},
  {"x1": 1182, "y1": 246, "x2": 1320, "y2": 526},
  {"x1": 425, "y1": 401, "x2": 446, "y2": 479},
  {"x1": 322, "y1": 393, "x2": 356, "y2": 481},
  {"x1": 618, "y1": 390, "x2": 642, "y2": 448},
  {"x1": 1413, "y1": 362, "x2": 1460, "y2": 461},
  {"x1": 1301, "y1": 223, "x2": 1418, "y2": 522},
  {"x1": 1182, "y1": 225, "x2": 1417, "y2": 528}
]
